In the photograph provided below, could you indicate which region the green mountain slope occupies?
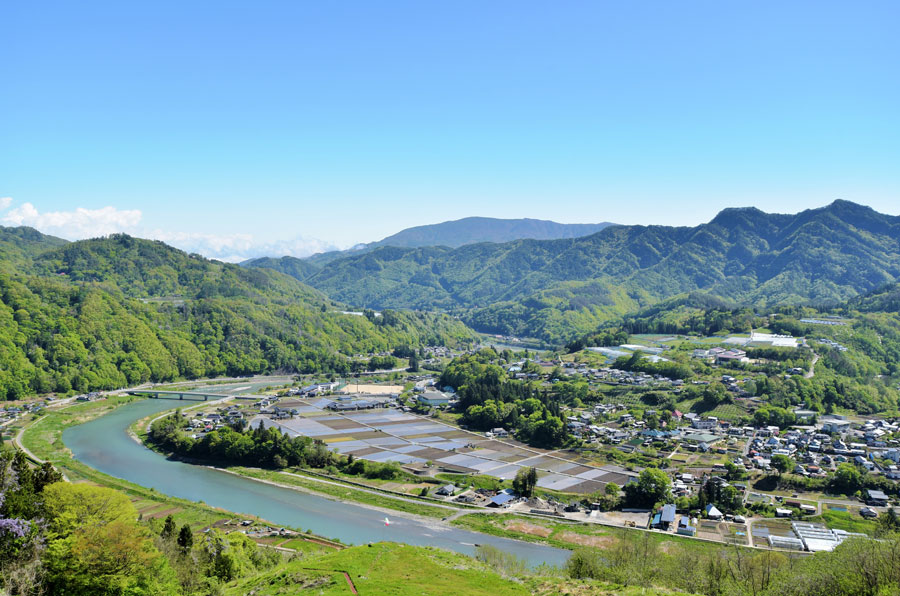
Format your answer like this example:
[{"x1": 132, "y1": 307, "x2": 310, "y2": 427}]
[
  {"x1": 301, "y1": 201, "x2": 900, "y2": 343},
  {"x1": 239, "y1": 255, "x2": 321, "y2": 282},
  {"x1": 0, "y1": 235, "x2": 474, "y2": 400},
  {"x1": 0, "y1": 225, "x2": 68, "y2": 272}
]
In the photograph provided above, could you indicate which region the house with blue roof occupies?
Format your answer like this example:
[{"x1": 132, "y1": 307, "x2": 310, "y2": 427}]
[
  {"x1": 652, "y1": 503, "x2": 677, "y2": 530},
  {"x1": 488, "y1": 492, "x2": 515, "y2": 508}
]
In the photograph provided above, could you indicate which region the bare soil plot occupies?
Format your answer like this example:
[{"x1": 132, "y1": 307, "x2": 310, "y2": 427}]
[
  {"x1": 504, "y1": 520, "x2": 553, "y2": 537},
  {"x1": 591, "y1": 510, "x2": 651, "y2": 527}
]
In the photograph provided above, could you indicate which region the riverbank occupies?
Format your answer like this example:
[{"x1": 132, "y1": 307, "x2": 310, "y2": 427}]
[
  {"x1": 16, "y1": 393, "x2": 345, "y2": 549},
  {"x1": 27, "y1": 394, "x2": 569, "y2": 566},
  {"x1": 133, "y1": 402, "x2": 476, "y2": 521},
  {"x1": 124, "y1": 394, "x2": 746, "y2": 557}
]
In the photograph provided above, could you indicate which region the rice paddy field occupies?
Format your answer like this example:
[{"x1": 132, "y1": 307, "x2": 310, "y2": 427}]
[{"x1": 251, "y1": 398, "x2": 636, "y2": 494}]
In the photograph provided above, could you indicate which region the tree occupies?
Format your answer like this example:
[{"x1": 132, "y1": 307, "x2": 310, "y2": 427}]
[
  {"x1": 724, "y1": 461, "x2": 748, "y2": 481},
  {"x1": 177, "y1": 524, "x2": 193, "y2": 553},
  {"x1": 771, "y1": 454, "x2": 794, "y2": 476},
  {"x1": 408, "y1": 354, "x2": 420, "y2": 372},
  {"x1": 623, "y1": 468, "x2": 671, "y2": 508},
  {"x1": 566, "y1": 548, "x2": 605, "y2": 579},
  {"x1": 605, "y1": 482, "x2": 620, "y2": 496},
  {"x1": 513, "y1": 467, "x2": 538, "y2": 497},
  {"x1": 41, "y1": 483, "x2": 177, "y2": 595},
  {"x1": 160, "y1": 514, "x2": 176, "y2": 540},
  {"x1": 702, "y1": 382, "x2": 729, "y2": 405},
  {"x1": 42, "y1": 482, "x2": 136, "y2": 537},
  {"x1": 831, "y1": 463, "x2": 864, "y2": 494},
  {"x1": 877, "y1": 507, "x2": 899, "y2": 537}
]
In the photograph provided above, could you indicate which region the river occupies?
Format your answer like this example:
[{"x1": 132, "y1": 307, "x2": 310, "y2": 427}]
[{"x1": 63, "y1": 396, "x2": 570, "y2": 567}]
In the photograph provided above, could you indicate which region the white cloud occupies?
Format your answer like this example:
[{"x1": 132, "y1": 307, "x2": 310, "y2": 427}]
[
  {"x1": 2, "y1": 202, "x2": 142, "y2": 239},
  {"x1": 148, "y1": 230, "x2": 342, "y2": 262},
  {"x1": 1, "y1": 199, "x2": 343, "y2": 262}
]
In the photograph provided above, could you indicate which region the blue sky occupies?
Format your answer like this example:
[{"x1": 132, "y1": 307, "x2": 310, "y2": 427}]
[{"x1": 2, "y1": 1, "x2": 899, "y2": 260}]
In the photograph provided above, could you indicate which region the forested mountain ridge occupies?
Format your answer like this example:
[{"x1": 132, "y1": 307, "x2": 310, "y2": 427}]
[
  {"x1": 239, "y1": 255, "x2": 321, "y2": 283},
  {"x1": 0, "y1": 226, "x2": 68, "y2": 272},
  {"x1": 33, "y1": 234, "x2": 326, "y2": 303},
  {"x1": 0, "y1": 234, "x2": 474, "y2": 400},
  {"x1": 299, "y1": 201, "x2": 900, "y2": 343}
]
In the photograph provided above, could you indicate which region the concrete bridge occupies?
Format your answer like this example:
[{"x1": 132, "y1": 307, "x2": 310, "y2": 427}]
[{"x1": 126, "y1": 390, "x2": 257, "y2": 402}]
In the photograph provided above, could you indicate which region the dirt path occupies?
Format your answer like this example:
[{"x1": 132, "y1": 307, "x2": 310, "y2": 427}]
[
  {"x1": 805, "y1": 353, "x2": 820, "y2": 378},
  {"x1": 296, "y1": 568, "x2": 358, "y2": 593},
  {"x1": 666, "y1": 445, "x2": 680, "y2": 459},
  {"x1": 13, "y1": 416, "x2": 47, "y2": 464}
]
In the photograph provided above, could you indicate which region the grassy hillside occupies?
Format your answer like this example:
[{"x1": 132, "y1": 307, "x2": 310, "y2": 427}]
[
  {"x1": 224, "y1": 542, "x2": 531, "y2": 596},
  {"x1": 223, "y1": 542, "x2": 689, "y2": 596},
  {"x1": 299, "y1": 201, "x2": 900, "y2": 343}
]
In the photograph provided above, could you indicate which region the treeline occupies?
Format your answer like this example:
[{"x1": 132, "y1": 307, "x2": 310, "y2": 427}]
[
  {"x1": 441, "y1": 349, "x2": 568, "y2": 448},
  {"x1": 150, "y1": 415, "x2": 338, "y2": 468},
  {"x1": 612, "y1": 351, "x2": 695, "y2": 380},
  {"x1": 148, "y1": 414, "x2": 406, "y2": 480},
  {"x1": 621, "y1": 302, "x2": 763, "y2": 337},
  {"x1": 763, "y1": 462, "x2": 900, "y2": 499},
  {"x1": 565, "y1": 328, "x2": 629, "y2": 353}
]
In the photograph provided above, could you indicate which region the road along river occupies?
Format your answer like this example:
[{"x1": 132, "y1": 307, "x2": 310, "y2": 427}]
[{"x1": 63, "y1": 397, "x2": 570, "y2": 567}]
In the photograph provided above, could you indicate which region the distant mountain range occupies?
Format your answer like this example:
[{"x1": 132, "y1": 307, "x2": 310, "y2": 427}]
[
  {"x1": 254, "y1": 200, "x2": 900, "y2": 343},
  {"x1": 294, "y1": 217, "x2": 616, "y2": 267},
  {"x1": 369, "y1": 217, "x2": 617, "y2": 249}
]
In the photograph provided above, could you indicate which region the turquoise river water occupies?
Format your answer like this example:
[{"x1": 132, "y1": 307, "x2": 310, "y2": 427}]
[{"x1": 63, "y1": 397, "x2": 570, "y2": 567}]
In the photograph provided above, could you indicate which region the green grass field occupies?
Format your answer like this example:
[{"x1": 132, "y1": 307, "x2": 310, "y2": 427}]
[
  {"x1": 225, "y1": 542, "x2": 534, "y2": 596},
  {"x1": 816, "y1": 509, "x2": 879, "y2": 535},
  {"x1": 223, "y1": 541, "x2": 689, "y2": 596}
]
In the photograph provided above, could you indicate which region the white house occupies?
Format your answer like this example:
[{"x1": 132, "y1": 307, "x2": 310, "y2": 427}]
[{"x1": 822, "y1": 420, "x2": 851, "y2": 434}]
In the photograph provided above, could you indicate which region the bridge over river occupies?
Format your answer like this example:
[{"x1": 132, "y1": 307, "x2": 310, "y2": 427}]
[{"x1": 127, "y1": 389, "x2": 260, "y2": 401}]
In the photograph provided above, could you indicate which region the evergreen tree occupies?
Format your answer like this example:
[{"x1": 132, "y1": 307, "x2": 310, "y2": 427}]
[
  {"x1": 513, "y1": 466, "x2": 538, "y2": 497},
  {"x1": 177, "y1": 524, "x2": 193, "y2": 553},
  {"x1": 160, "y1": 515, "x2": 176, "y2": 540}
]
